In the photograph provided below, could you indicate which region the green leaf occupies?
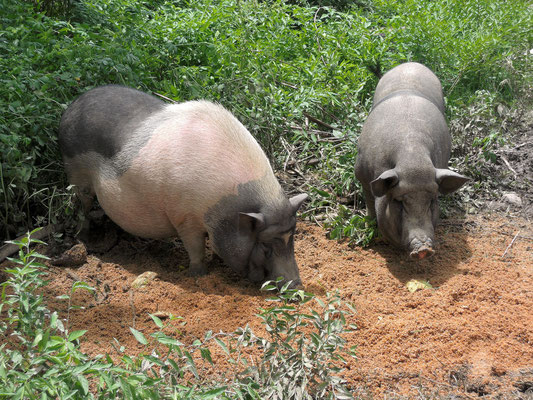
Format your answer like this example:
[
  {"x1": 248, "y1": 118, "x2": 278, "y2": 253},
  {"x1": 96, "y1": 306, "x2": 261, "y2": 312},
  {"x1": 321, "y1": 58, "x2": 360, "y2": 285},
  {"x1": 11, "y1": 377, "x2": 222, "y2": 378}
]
[
  {"x1": 199, "y1": 387, "x2": 227, "y2": 398},
  {"x1": 68, "y1": 330, "x2": 87, "y2": 342},
  {"x1": 149, "y1": 314, "x2": 164, "y2": 329},
  {"x1": 72, "y1": 281, "x2": 95, "y2": 293},
  {"x1": 152, "y1": 332, "x2": 184, "y2": 346},
  {"x1": 214, "y1": 338, "x2": 229, "y2": 355},
  {"x1": 77, "y1": 375, "x2": 89, "y2": 395},
  {"x1": 130, "y1": 327, "x2": 148, "y2": 345},
  {"x1": 200, "y1": 347, "x2": 213, "y2": 364}
]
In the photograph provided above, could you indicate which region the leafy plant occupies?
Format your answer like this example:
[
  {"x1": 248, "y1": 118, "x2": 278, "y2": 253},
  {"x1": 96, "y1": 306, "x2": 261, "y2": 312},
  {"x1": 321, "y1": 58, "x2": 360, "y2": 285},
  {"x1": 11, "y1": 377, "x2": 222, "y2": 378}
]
[
  {"x1": 0, "y1": 229, "x2": 97, "y2": 399},
  {"x1": 241, "y1": 280, "x2": 357, "y2": 399},
  {"x1": 325, "y1": 205, "x2": 377, "y2": 247},
  {"x1": 1, "y1": 231, "x2": 357, "y2": 399},
  {"x1": 1, "y1": 0, "x2": 531, "y2": 243}
]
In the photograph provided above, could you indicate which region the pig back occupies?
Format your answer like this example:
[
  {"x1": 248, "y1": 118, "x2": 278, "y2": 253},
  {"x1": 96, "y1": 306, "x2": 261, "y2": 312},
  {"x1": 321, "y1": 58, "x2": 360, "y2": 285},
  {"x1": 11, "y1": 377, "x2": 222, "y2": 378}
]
[
  {"x1": 373, "y1": 62, "x2": 445, "y2": 115},
  {"x1": 105, "y1": 100, "x2": 278, "y2": 225},
  {"x1": 59, "y1": 85, "x2": 166, "y2": 160},
  {"x1": 356, "y1": 94, "x2": 451, "y2": 185}
]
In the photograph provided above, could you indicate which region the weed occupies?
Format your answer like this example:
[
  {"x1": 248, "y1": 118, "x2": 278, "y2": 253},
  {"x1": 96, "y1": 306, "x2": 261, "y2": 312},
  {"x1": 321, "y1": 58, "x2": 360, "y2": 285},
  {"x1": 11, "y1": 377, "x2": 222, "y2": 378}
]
[{"x1": 1, "y1": 231, "x2": 356, "y2": 399}]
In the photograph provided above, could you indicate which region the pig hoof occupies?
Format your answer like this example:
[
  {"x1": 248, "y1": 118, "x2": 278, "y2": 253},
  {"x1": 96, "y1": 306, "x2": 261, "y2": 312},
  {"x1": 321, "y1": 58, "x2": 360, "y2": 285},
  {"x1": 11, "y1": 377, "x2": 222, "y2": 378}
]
[
  {"x1": 275, "y1": 279, "x2": 303, "y2": 290},
  {"x1": 188, "y1": 263, "x2": 208, "y2": 277},
  {"x1": 409, "y1": 246, "x2": 435, "y2": 260}
]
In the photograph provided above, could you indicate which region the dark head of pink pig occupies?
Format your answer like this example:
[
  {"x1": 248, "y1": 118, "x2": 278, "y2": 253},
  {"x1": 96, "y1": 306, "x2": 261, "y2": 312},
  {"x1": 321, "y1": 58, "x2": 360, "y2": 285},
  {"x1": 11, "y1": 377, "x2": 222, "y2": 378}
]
[
  {"x1": 355, "y1": 62, "x2": 469, "y2": 258},
  {"x1": 205, "y1": 181, "x2": 307, "y2": 288}
]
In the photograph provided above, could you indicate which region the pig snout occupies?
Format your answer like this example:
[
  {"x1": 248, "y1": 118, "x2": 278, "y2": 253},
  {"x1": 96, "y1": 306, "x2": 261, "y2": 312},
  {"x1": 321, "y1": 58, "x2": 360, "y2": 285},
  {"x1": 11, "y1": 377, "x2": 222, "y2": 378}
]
[
  {"x1": 270, "y1": 269, "x2": 302, "y2": 290},
  {"x1": 408, "y1": 237, "x2": 435, "y2": 260},
  {"x1": 267, "y1": 258, "x2": 302, "y2": 290}
]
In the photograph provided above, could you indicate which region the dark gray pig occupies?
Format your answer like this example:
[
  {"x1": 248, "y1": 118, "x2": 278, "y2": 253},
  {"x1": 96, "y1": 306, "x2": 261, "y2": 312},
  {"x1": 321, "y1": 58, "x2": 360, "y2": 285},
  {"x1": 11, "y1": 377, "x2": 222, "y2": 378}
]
[
  {"x1": 59, "y1": 85, "x2": 307, "y2": 285},
  {"x1": 354, "y1": 62, "x2": 468, "y2": 259}
]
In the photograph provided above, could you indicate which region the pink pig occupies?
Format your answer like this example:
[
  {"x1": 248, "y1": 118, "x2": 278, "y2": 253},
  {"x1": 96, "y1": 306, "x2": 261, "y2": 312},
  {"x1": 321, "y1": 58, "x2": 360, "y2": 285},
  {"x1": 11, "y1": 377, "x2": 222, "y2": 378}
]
[{"x1": 59, "y1": 85, "x2": 307, "y2": 286}]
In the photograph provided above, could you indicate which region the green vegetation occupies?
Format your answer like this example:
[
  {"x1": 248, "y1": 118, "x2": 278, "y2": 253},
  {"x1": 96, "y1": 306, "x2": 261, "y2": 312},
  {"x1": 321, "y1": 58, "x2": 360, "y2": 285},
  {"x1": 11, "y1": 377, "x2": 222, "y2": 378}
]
[
  {"x1": 1, "y1": 231, "x2": 355, "y2": 398},
  {"x1": 1, "y1": 0, "x2": 531, "y2": 242}
]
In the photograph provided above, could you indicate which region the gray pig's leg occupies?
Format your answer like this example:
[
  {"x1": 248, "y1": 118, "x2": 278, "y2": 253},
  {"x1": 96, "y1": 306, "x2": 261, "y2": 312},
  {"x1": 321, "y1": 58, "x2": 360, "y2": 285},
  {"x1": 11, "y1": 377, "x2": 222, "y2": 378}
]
[
  {"x1": 362, "y1": 185, "x2": 376, "y2": 219},
  {"x1": 177, "y1": 225, "x2": 208, "y2": 276}
]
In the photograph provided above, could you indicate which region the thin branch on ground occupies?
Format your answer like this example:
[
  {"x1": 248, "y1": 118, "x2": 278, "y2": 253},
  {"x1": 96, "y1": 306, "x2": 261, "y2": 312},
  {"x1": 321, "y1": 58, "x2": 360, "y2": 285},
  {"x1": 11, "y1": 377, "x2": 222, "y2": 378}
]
[
  {"x1": 502, "y1": 231, "x2": 520, "y2": 258},
  {"x1": 302, "y1": 112, "x2": 335, "y2": 131}
]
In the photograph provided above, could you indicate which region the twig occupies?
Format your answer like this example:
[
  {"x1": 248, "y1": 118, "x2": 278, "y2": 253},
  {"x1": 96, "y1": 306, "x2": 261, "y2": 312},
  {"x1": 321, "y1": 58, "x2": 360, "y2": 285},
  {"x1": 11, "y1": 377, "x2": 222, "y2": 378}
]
[
  {"x1": 290, "y1": 126, "x2": 343, "y2": 143},
  {"x1": 499, "y1": 231, "x2": 533, "y2": 241},
  {"x1": 280, "y1": 137, "x2": 295, "y2": 172},
  {"x1": 502, "y1": 231, "x2": 520, "y2": 258},
  {"x1": 514, "y1": 141, "x2": 533, "y2": 149},
  {"x1": 418, "y1": 376, "x2": 477, "y2": 400},
  {"x1": 311, "y1": 214, "x2": 324, "y2": 228},
  {"x1": 316, "y1": 104, "x2": 340, "y2": 122},
  {"x1": 302, "y1": 112, "x2": 335, "y2": 130},
  {"x1": 433, "y1": 354, "x2": 448, "y2": 369},
  {"x1": 500, "y1": 155, "x2": 517, "y2": 176},
  {"x1": 65, "y1": 268, "x2": 82, "y2": 282},
  {"x1": 153, "y1": 92, "x2": 177, "y2": 103},
  {"x1": 276, "y1": 80, "x2": 298, "y2": 90},
  {"x1": 500, "y1": 141, "x2": 533, "y2": 151}
]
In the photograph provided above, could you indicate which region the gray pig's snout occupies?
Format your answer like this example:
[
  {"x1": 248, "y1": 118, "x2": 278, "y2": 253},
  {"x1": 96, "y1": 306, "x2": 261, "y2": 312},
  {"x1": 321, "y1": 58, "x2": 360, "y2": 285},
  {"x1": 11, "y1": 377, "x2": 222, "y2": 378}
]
[{"x1": 409, "y1": 238, "x2": 435, "y2": 260}]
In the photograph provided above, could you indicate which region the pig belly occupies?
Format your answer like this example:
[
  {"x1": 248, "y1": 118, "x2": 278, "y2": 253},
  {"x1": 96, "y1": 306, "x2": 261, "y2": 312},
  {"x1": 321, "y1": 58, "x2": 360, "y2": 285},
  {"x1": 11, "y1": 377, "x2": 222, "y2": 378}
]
[{"x1": 93, "y1": 175, "x2": 178, "y2": 239}]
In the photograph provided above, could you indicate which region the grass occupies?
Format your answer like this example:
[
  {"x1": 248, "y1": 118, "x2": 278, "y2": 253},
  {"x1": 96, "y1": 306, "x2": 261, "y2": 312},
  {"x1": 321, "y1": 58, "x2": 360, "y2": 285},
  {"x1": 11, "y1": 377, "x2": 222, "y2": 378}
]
[{"x1": 0, "y1": 0, "x2": 531, "y2": 244}]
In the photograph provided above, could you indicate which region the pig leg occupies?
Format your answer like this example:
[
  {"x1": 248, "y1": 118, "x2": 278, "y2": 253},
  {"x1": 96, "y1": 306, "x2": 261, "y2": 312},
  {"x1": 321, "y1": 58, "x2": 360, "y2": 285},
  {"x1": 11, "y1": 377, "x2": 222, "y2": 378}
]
[
  {"x1": 362, "y1": 185, "x2": 376, "y2": 218},
  {"x1": 176, "y1": 223, "x2": 208, "y2": 276}
]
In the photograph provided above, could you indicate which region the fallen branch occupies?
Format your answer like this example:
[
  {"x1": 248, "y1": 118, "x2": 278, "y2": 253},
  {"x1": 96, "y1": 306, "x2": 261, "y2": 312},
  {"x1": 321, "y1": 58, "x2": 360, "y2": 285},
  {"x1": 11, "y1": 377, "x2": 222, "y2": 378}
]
[
  {"x1": 302, "y1": 112, "x2": 335, "y2": 130},
  {"x1": 502, "y1": 231, "x2": 520, "y2": 258},
  {"x1": 153, "y1": 92, "x2": 177, "y2": 104}
]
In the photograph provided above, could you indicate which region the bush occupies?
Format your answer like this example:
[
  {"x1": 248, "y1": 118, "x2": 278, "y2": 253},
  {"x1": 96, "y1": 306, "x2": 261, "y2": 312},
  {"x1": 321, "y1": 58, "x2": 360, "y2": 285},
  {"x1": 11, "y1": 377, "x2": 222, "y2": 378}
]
[
  {"x1": 1, "y1": 0, "x2": 531, "y2": 243},
  {"x1": 0, "y1": 231, "x2": 356, "y2": 399}
]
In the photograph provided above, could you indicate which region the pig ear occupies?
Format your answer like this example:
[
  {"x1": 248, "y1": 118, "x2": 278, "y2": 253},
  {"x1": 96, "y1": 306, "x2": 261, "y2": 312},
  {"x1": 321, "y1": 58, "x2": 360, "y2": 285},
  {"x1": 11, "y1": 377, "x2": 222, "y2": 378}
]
[
  {"x1": 289, "y1": 193, "x2": 308, "y2": 214},
  {"x1": 370, "y1": 169, "x2": 399, "y2": 197},
  {"x1": 239, "y1": 212, "x2": 265, "y2": 234},
  {"x1": 435, "y1": 169, "x2": 469, "y2": 194}
]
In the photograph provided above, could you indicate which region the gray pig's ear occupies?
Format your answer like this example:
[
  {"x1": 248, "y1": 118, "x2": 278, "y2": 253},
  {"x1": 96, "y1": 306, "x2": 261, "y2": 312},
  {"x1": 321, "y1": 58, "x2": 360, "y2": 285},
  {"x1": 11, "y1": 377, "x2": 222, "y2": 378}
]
[
  {"x1": 435, "y1": 169, "x2": 469, "y2": 194},
  {"x1": 239, "y1": 212, "x2": 265, "y2": 233},
  {"x1": 289, "y1": 193, "x2": 308, "y2": 213},
  {"x1": 370, "y1": 169, "x2": 399, "y2": 197}
]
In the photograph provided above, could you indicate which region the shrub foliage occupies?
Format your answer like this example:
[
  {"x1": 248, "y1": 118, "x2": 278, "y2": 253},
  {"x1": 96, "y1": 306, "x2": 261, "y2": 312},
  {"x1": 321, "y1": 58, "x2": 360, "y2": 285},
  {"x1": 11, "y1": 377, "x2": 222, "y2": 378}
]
[
  {"x1": 0, "y1": 0, "x2": 531, "y2": 240},
  {"x1": 0, "y1": 231, "x2": 355, "y2": 398}
]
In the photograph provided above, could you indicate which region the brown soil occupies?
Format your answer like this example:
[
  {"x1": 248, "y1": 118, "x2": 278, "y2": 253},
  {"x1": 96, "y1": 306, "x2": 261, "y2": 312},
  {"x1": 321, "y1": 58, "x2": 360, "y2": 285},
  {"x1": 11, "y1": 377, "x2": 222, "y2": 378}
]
[{"x1": 8, "y1": 212, "x2": 528, "y2": 399}]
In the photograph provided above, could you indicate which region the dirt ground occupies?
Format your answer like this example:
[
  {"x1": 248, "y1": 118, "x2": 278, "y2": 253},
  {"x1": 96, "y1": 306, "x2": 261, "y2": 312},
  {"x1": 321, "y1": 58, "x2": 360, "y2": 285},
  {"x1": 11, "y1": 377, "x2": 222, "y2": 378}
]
[{"x1": 10, "y1": 210, "x2": 528, "y2": 399}]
